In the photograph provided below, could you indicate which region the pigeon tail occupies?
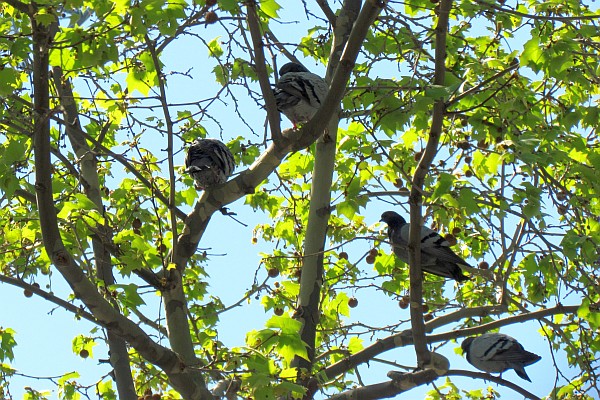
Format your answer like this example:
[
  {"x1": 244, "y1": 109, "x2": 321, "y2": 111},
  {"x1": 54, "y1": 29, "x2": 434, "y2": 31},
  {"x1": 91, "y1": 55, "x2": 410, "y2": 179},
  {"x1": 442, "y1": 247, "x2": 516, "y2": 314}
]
[
  {"x1": 449, "y1": 265, "x2": 470, "y2": 282},
  {"x1": 513, "y1": 366, "x2": 532, "y2": 382}
]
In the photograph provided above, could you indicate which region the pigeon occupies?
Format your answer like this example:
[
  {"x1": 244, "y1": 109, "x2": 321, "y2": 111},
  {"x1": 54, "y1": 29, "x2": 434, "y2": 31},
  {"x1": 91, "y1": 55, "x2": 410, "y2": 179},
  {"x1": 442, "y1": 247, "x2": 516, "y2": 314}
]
[
  {"x1": 273, "y1": 62, "x2": 328, "y2": 128},
  {"x1": 379, "y1": 211, "x2": 470, "y2": 282},
  {"x1": 461, "y1": 333, "x2": 542, "y2": 381},
  {"x1": 184, "y1": 138, "x2": 235, "y2": 189}
]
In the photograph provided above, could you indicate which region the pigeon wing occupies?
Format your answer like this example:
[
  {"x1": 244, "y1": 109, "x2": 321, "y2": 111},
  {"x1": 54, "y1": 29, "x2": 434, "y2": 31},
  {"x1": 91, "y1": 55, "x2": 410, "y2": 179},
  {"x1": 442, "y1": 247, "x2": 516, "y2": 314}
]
[{"x1": 275, "y1": 72, "x2": 327, "y2": 109}]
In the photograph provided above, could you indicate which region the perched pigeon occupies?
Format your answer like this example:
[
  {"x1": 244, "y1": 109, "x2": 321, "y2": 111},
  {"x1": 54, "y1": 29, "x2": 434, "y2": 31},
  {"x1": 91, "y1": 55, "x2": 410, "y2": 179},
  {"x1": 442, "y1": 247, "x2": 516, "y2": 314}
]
[
  {"x1": 461, "y1": 333, "x2": 541, "y2": 381},
  {"x1": 380, "y1": 211, "x2": 470, "y2": 282},
  {"x1": 273, "y1": 62, "x2": 328, "y2": 128},
  {"x1": 184, "y1": 138, "x2": 235, "y2": 189}
]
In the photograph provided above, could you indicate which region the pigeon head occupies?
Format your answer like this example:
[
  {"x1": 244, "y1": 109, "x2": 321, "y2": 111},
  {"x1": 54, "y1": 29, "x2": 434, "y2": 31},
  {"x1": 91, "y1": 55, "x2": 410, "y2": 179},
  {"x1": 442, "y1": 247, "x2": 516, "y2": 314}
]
[
  {"x1": 461, "y1": 337, "x2": 475, "y2": 354},
  {"x1": 279, "y1": 62, "x2": 309, "y2": 76},
  {"x1": 380, "y1": 211, "x2": 406, "y2": 227}
]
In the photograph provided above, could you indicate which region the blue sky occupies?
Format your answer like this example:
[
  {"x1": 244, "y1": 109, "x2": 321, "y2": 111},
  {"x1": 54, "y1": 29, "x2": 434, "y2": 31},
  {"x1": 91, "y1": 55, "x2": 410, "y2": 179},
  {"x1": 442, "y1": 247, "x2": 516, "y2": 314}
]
[{"x1": 0, "y1": 1, "x2": 591, "y2": 399}]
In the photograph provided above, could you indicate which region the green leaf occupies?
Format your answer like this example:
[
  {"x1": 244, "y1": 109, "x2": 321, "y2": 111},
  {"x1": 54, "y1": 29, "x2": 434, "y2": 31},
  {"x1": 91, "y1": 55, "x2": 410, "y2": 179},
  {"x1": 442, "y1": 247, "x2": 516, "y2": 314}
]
[
  {"x1": 432, "y1": 173, "x2": 455, "y2": 200},
  {"x1": 265, "y1": 315, "x2": 302, "y2": 335},
  {"x1": 348, "y1": 337, "x2": 363, "y2": 354},
  {"x1": 118, "y1": 283, "x2": 146, "y2": 308},
  {"x1": 424, "y1": 85, "x2": 451, "y2": 100},
  {"x1": 0, "y1": 328, "x2": 17, "y2": 362},
  {"x1": 260, "y1": 0, "x2": 281, "y2": 18},
  {"x1": 336, "y1": 200, "x2": 358, "y2": 219},
  {"x1": 578, "y1": 299, "x2": 600, "y2": 329},
  {"x1": 33, "y1": 9, "x2": 57, "y2": 27},
  {"x1": 521, "y1": 36, "x2": 545, "y2": 71},
  {"x1": 0, "y1": 68, "x2": 22, "y2": 96},
  {"x1": 74, "y1": 193, "x2": 98, "y2": 210},
  {"x1": 207, "y1": 37, "x2": 224, "y2": 58}
]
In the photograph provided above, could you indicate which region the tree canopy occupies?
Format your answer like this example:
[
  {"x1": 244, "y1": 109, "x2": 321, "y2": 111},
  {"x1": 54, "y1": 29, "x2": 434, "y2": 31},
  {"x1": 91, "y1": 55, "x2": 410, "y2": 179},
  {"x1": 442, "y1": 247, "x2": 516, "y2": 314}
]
[{"x1": 0, "y1": 0, "x2": 599, "y2": 399}]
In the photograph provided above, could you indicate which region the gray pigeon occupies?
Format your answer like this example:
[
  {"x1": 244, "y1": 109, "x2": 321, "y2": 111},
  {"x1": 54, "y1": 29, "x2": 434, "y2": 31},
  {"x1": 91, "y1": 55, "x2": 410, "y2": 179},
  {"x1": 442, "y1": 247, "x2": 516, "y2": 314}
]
[
  {"x1": 380, "y1": 211, "x2": 470, "y2": 282},
  {"x1": 273, "y1": 62, "x2": 328, "y2": 128},
  {"x1": 184, "y1": 138, "x2": 235, "y2": 189},
  {"x1": 461, "y1": 333, "x2": 541, "y2": 381}
]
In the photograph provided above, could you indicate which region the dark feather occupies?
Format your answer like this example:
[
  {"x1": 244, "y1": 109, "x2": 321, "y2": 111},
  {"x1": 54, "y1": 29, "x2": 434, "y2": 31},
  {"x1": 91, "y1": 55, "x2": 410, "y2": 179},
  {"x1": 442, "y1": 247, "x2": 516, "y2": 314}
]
[
  {"x1": 380, "y1": 210, "x2": 470, "y2": 282},
  {"x1": 461, "y1": 333, "x2": 541, "y2": 381},
  {"x1": 273, "y1": 62, "x2": 328, "y2": 126},
  {"x1": 184, "y1": 138, "x2": 235, "y2": 189}
]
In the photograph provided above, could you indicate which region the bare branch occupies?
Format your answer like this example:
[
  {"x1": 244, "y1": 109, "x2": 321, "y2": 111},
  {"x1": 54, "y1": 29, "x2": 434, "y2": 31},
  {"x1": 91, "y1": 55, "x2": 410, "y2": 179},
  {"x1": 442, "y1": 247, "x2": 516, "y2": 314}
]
[
  {"x1": 328, "y1": 369, "x2": 439, "y2": 400},
  {"x1": 0, "y1": 274, "x2": 101, "y2": 327},
  {"x1": 475, "y1": 0, "x2": 600, "y2": 21},
  {"x1": 316, "y1": 0, "x2": 337, "y2": 26},
  {"x1": 48, "y1": 114, "x2": 187, "y2": 221},
  {"x1": 446, "y1": 369, "x2": 542, "y2": 400},
  {"x1": 246, "y1": 1, "x2": 282, "y2": 143},
  {"x1": 321, "y1": 304, "x2": 506, "y2": 380}
]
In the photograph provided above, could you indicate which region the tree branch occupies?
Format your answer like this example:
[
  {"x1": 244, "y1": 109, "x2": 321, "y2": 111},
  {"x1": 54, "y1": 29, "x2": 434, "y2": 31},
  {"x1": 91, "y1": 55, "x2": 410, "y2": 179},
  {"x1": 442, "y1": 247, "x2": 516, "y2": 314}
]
[
  {"x1": 328, "y1": 369, "x2": 440, "y2": 400},
  {"x1": 52, "y1": 65, "x2": 138, "y2": 399},
  {"x1": 292, "y1": 0, "x2": 361, "y2": 389},
  {"x1": 446, "y1": 60, "x2": 519, "y2": 107},
  {"x1": 428, "y1": 303, "x2": 579, "y2": 343},
  {"x1": 316, "y1": 0, "x2": 337, "y2": 26},
  {"x1": 446, "y1": 369, "x2": 542, "y2": 400},
  {"x1": 48, "y1": 114, "x2": 187, "y2": 221},
  {"x1": 329, "y1": 368, "x2": 542, "y2": 400},
  {"x1": 293, "y1": 0, "x2": 386, "y2": 151},
  {"x1": 408, "y1": 0, "x2": 452, "y2": 369},
  {"x1": 0, "y1": 274, "x2": 101, "y2": 327},
  {"x1": 31, "y1": 14, "x2": 212, "y2": 400},
  {"x1": 246, "y1": 1, "x2": 282, "y2": 143}
]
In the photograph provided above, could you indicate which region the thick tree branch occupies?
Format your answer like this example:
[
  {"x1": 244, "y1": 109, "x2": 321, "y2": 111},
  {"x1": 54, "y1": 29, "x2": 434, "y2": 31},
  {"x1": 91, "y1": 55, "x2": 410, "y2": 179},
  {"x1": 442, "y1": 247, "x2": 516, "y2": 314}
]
[
  {"x1": 320, "y1": 304, "x2": 506, "y2": 380},
  {"x1": 327, "y1": 367, "x2": 543, "y2": 400},
  {"x1": 294, "y1": 0, "x2": 386, "y2": 151},
  {"x1": 53, "y1": 65, "x2": 137, "y2": 400},
  {"x1": 292, "y1": 0, "x2": 362, "y2": 389},
  {"x1": 408, "y1": 0, "x2": 452, "y2": 370},
  {"x1": 328, "y1": 369, "x2": 440, "y2": 400},
  {"x1": 31, "y1": 14, "x2": 212, "y2": 400}
]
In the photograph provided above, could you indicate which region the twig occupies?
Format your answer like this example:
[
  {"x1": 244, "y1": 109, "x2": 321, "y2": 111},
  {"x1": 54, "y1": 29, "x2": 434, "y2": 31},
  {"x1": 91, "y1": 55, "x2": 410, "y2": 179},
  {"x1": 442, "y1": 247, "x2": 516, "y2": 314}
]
[
  {"x1": 475, "y1": 0, "x2": 600, "y2": 21},
  {"x1": 446, "y1": 61, "x2": 519, "y2": 107}
]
